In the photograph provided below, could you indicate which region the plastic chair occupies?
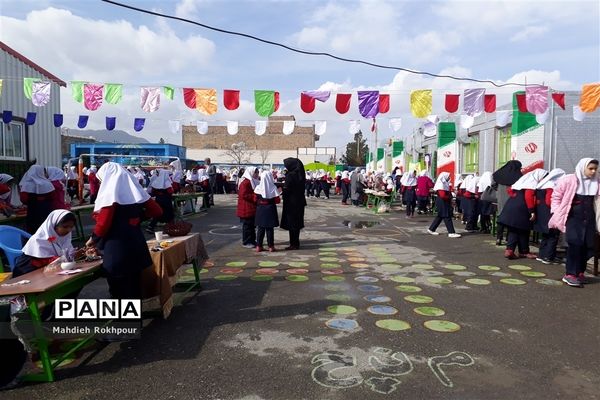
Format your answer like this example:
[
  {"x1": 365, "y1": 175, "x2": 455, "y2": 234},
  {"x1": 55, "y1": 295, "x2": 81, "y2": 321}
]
[{"x1": 0, "y1": 225, "x2": 31, "y2": 272}]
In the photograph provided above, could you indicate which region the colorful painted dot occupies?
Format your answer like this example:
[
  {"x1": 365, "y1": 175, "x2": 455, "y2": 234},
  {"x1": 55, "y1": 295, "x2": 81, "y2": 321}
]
[
  {"x1": 288, "y1": 261, "x2": 309, "y2": 268},
  {"x1": 404, "y1": 295, "x2": 434, "y2": 304},
  {"x1": 322, "y1": 268, "x2": 344, "y2": 275},
  {"x1": 390, "y1": 276, "x2": 415, "y2": 283},
  {"x1": 363, "y1": 295, "x2": 392, "y2": 303},
  {"x1": 325, "y1": 318, "x2": 359, "y2": 332},
  {"x1": 465, "y1": 278, "x2": 491, "y2": 285},
  {"x1": 202, "y1": 261, "x2": 215, "y2": 267},
  {"x1": 413, "y1": 306, "x2": 446, "y2": 317},
  {"x1": 286, "y1": 275, "x2": 309, "y2": 282},
  {"x1": 424, "y1": 320, "x2": 461, "y2": 333},
  {"x1": 419, "y1": 270, "x2": 445, "y2": 277},
  {"x1": 426, "y1": 277, "x2": 453, "y2": 285},
  {"x1": 326, "y1": 294, "x2": 352, "y2": 302},
  {"x1": 453, "y1": 271, "x2": 476, "y2": 277},
  {"x1": 323, "y1": 276, "x2": 345, "y2": 282},
  {"x1": 443, "y1": 264, "x2": 467, "y2": 271},
  {"x1": 536, "y1": 278, "x2": 562, "y2": 286},
  {"x1": 220, "y1": 268, "x2": 243, "y2": 274},
  {"x1": 214, "y1": 275, "x2": 237, "y2": 281},
  {"x1": 199, "y1": 268, "x2": 209, "y2": 274},
  {"x1": 327, "y1": 305, "x2": 357, "y2": 315},
  {"x1": 375, "y1": 319, "x2": 411, "y2": 331},
  {"x1": 478, "y1": 265, "x2": 500, "y2": 271},
  {"x1": 350, "y1": 263, "x2": 370, "y2": 269},
  {"x1": 321, "y1": 257, "x2": 340, "y2": 262},
  {"x1": 347, "y1": 257, "x2": 366, "y2": 262},
  {"x1": 324, "y1": 284, "x2": 347, "y2": 292},
  {"x1": 354, "y1": 276, "x2": 379, "y2": 283},
  {"x1": 320, "y1": 247, "x2": 337, "y2": 251},
  {"x1": 256, "y1": 268, "x2": 278, "y2": 275},
  {"x1": 258, "y1": 261, "x2": 280, "y2": 267},
  {"x1": 520, "y1": 271, "x2": 546, "y2": 277},
  {"x1": 286, "y1": 268, "x2": 309, "y2": 274},
  {"x1": 490, "y1": 272, "x2": 512, "y2": 277},
  {"x1": 381, "y1": 264, "x2": 403, "y2": 270},
  {"x1": 319, "y1": 252, "x2": 337, "y2": 257},
  {"x1": 178, "y1": 275, "x2": 196, "y2": 282},
  {"x1": 394, "y1": 285, "x2": 422, "y2": 293},
  {"x1": 321, "y1": 263, "x2": 342, "y2": 269},
  {"x1": 225, "y1": 261, "x2": 247, "y2": 267},
  {"x1": 500, "y1": 278, "x2": 527, "y2": 285},
  {"x1": 367, "y1": 305, "x2": 398, "y2": 315},
  {"x1": 251, "y1": 275, "x2": 273, "y2": 282},
  {"x1": 508, "y1": 265, "x2": 532, "y2": 271},
  {"x1": 412, "y1": 264, "x2": 434, "y2": 270},
  {"x1": 357, "y1": 285, "x2": 383, "y2": 292}
]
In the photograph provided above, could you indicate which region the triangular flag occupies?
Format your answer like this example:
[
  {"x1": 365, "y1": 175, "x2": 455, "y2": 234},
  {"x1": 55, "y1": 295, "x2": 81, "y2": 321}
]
[
  {"x1": 315, "y1": 121, "x2": 327, "y2": 136},
  {"x1": 183, "y1": 88, "x2": 197, "y2": 109},
  {"x1": 579, "y1": 82, "x2": 600, "y2": 112},
  {"x1": 140, "y1": 87, "x2": 160, "y2": 112},
  {"x1": 169, "y1": 120, "x2": 181, "y2": 134},
  {"x1": 195, "y1": 89, "x2": 218, "y2": 115},
  {"x1": 104, "y1": 84, "x2": 123, "y2": 104},
  {"x1": 223, "y1": 89, "x2": 240, "y2": 110},
  {"x1": 410, "y1": 90, "x2": 432, "y2": 118},
  {"x1": 3, "y1": 110, "x2": 13, "y2": 124},
  {"x1": 551, "y1": 92, "x2": 565, "y2": 110},
  {"x1": 358, "y1": 91, "x2": 380, "y2": 118},
  {"x1": 525, "y1": 86, "x2": 548, "y2": 115},
  {"x1": 349, "y1": 120, "x2": 361, "y2": 134},
  {"x1": 255, "y1": 120, "x2": 267, "y2": 136},
  {"x1": 77, "y1": 115, "x2": 89, "y2": 129},
  {"x1": 300, "y1": 93, "x2": 316, "y2": 113},
  {"x1": 535, "y1": 109, "x2": 550, "y2": 124},
  {"x1": 84, "y1": 83, "x2": 103, "y2": 111},
  {"x1": 573, "y1": 106, "x2": 586, "y2": 122},
  {"x1": 496, "y1": 110, "x2": 512, "y2": 127},
  {"x1": 226, "y1": 121, "x2": 239, "y2": 135},
  {"x1": 283, "y1": 120, "x2": 295, "y2": 135},
  {"x1": 274, "y1": 91, "x2": 280, "y2": 112},
  {"x1": 163, "y1": 86, "x2": 174, "y2": 100},
  {"x1": 31, "y1": 81, "x2": 51, "y2": 107},
  {"x1": 26, "y1": 112, "x2": 36, "y2": 125},
  {"x1": 464, "y1": 88, "x2": 485, "y2": 117},
  {"x1": 378, "y1": 94, "x2": 390, "y2": 114},
  {"x1": 516, "y1": 93, "x2": 528, "y2": 112},
  {"x1": 389, "y1": 118, "x2": 402, "y2": 132},
  {"x1": 23, "y1": 78, "x2": 37, "y2": 100},
  {"x1": 53, "y1": 114, "x2": 63, "y2": 127},
  {"x1": 134, "y1": 118, "x2": 145, "y2": 132},
  {"x1": 484, "y1": 94, "x2": 496, "y2": 113},
  {"x1": 71, "y1": 81, "x2": 84, "y2": 103},
  {"x1": 423, "y1": 122, "x2": 436, "y2": 137},
  {"x1": 460, "y1": 114, "x2": 474, "y2": 129},
  {"x1": 196, "y1": 120, "x2": 208, "y2": 135},
  {"x1": 0, "y1": 79, "x2": 3, "y2": 97},
  {"x1": 445, "y1": 94, "x2": 460, "y2": 113},
  {"x1": 106, "y1": 116, "x2": 116, "y2": 131},
  {"x1": 255, "y1": 90, "x2": 276, "y2": 117},
  {"x1": 336, "y1": 93, "x2": 352, "y2": 114},
  {"x1": 303, "y1": 91, "x2": 331, "y2": 102},
  {"x1": 426, "y1": 115, "x2": 439, "y2": 124}
]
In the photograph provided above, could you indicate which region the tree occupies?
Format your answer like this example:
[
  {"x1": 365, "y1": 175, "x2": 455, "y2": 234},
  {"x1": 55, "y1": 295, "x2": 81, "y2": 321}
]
[
  {"x1": 258, "y1": 149, "x2": 271, "y2": 166},
  {"x1": 340, "y1": 131, "x2": 369, "y2": 166},
  {"x1": 158, "y1": 138, "x2": 165, "y2": 144},
  {"x1": 222, "y1": 142, "x2": 254, "y2": 167}
]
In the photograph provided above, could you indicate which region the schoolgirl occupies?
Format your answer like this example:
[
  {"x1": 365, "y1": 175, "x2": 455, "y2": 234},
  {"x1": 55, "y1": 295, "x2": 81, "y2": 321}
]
[
  {"x1": 477, "y1": 171, "x2": 494, "y2": 233},
  {"x1": 320, "y1": 171, "x2": 333, "y2": 199},
  {"x1": 146, "y1": 169, "x2": 175, "y2": 233},
  {"x1": 549, "y1": 158, "x2": 599, "y2": 287},
  {"x1": 19, "y1": 165, "x2": 55, "y2": 234},
  {"x1": 0, "y1": 174, "x2": 14, "y2": 216},
  {"x1": 400, "y1": 171, "x2": 417, "y2": 217},
  {"x1": 534, "y1": 168, "x2": 565, "y2": 264},
  {"x1": 198, "y1": 168, "x2": 211, "y2": 209},
  {"x1": 87, "y1": 165, "x2": 100, "y2": 204},
  {"x1": 254, "y1": 170, "x2": 280, "y2": 252},
  {"x1": 492, "y1": 160, "x2": 523, "y2": 245},
  {"x1": 335, "y1": 171, "x2": 342, "y2": 195},
  {"x1": 305, "y1": 171, "x2": 314, "y2": 197},
  {"x1": 463, "y1": 174, "x2": 480, "y2": 232},
  {"x1": 416, "y1": 170, "x2": 434, "y2": 214},
  {"x1": 427, "y1": 172, "x2": 461, "y2": 238},
  {"x1": 236, "y1": 167, "x2": 260, "y2": 248},
  {"x1": 170, "y1": 160, "x2": 184, "y2": 193},
  {"x1": 341, "y1": 170, "x2": 351, "y2": 205}
]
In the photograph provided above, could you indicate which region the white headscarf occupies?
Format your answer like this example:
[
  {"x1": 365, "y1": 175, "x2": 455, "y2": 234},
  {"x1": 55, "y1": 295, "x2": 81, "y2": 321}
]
[
  {"x1": 465, "y1": 175, "x2": 479, "y2": 193},
  {"x1": 47, "y1": 166, "x2": 65, "y2": 182},
  {"x1": 0, "y1": 174, "x2": 13, "y2": 201},
  {"x1": 254, "y1": 170, "x2": 279, "y2": 199},
  {"x1": 536, "y1": 168, "x2": 565, "y2": 190},
  {"x1": 239, "y1": 167, "x2": 260, "y2": 189},
  {"x1": 400, "y1": 172, "x2": 417, "y2": 187},
  {"x1": 186, "y1": 169, "x2": 198, "y2": 182},
  {"x1": 170, "y1": 160, "x2": 183, "y2": 182},
  {"x1": 0, "y1": 174, "x2": 13, "y2": 184},
  {"x1": 87, "y1": 165, "x2": 98, "y2": 175},
  {"x1": 575, "y1": 158, "x2": 599, "y2": 195},
  {"x1": 477, "y1": 171, "x2": 493, "y2": 193},
  {"x1": 341, "y1": 171, "x2": 349, "y2": 180},
  {"x1": 134, "y1": 168, "x2": 145, "y2": 182},
  {"x1": 455, "y1": 174, "x2": 464, "y2": 189},
  {"x1": 19, "y1": 165, "x2": 54, "y2": 194},
  {"x1": 66, "y1": 166, "x2": 77, "y2": 180},
  {"x1": 511, "y1": 169, "x2": 548, "y2": 191},
  {"x1": 150, "y1": 169, "x2": 173, "y2": 190},
  {"x1": 22, "y1": 209, "x2": 75, "y2": 258},
  {"x1": 198, "y1": 169, "x2": 209, "y2": 182},
  {"x1": 94, "y1": 162, "x2": 150, "y2": 212},
  {"x1": 433, "y1": 172, "x2": 451, "y2": 191}
]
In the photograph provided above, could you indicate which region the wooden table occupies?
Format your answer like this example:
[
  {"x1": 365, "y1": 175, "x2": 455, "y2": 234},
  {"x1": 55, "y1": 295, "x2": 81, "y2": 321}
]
[
  {"x1": 364, "y1": 190, "x2": 391, "y2": 214},
  {"x1": 0, "y1": 260, "x2": 103, "y2": 382},
  {"x1": 172, "y1": 192, "x2": 207, "y2": 217}
]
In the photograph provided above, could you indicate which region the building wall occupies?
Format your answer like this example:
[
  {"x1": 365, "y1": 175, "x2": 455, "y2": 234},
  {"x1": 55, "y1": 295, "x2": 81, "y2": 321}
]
[
  {"x1": 186, "y1": 148, "x2": 315, "y2": 166},
  {"x1": 61, "y1": 134, "x2": 96, "y2": 160}
]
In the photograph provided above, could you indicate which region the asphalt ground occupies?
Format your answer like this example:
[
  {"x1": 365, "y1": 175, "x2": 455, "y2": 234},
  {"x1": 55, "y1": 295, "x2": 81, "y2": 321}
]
[{"x1": 4, "y1": 194, "x2": 600, "y2": 400}]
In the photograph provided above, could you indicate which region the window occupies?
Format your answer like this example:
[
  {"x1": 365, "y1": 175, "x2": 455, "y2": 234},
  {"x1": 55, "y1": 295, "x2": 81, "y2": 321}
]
[
  {"x1": 464, "y1": 137, "x2": 479, "y2": 173},
  {"x1": 0, "y1": 121, "x2": 26, "y2": 160},
  {"x1": 497, "y1": 127, "x2": 511, "y2": 168}
]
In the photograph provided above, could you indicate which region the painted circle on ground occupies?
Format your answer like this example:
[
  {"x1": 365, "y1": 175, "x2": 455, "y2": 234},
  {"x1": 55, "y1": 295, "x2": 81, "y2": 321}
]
[
  {"x1": 322, "y1": 268, "x2": 344, "y2": 275},
  {"x1": 225, "y1": 261, "x2": 247, "y2": 267},
  {"x1": 394, "y1": 285, "x2": 423, "y2": 293},
  {"x1": 357, "y1": 284, "x2": 383, "y2": 292},
  {"x1": 364, "y1": 295, "x2": 392, "y2": 303},
  {"x1": 220, "y1": 268, "x2": 243, "y2": 274},
  {"x1": 354, "y1": 276, "x2": 379, "y2": 283},
  {"x1": 490, "y1": 272, "x2": 512, "y2": 277},
  {"x1": 414, "y1": 306, "x2": 446, "y2": 317},
  {"x1": 377, "y1": 258, "x2": 397, "y2": 264},
  {"x1": 347, "y1": 258, "x2": 367, "y2": 263},
  {"x1": 368, "y1": 246, "x2": 387, "y2": 251},
  {"x1": 443, "y1": 264, "x2": 467, "y2": 271},
  {"x1": 202, "y1": 261, "x2": 215, "y2": 267},
  {"x1": 214, "y1": 275, "x2": 238, "y2": 281},
  {"x1": 453, "y1": 271, "x2": 476, "y2": 277},
  {"x1": 419, "y1": 270, "x2": 444, "y2": 277},
  {"x1": 478, "y1": 265, "x2": 500, "y2": 271},
  {"x1": 319, "y1": 247, "x2": 337, "y2": 251},
  {"x1": 288, "y1": 261, "x2": 309, "y2": 268},
  {"x1": 367, "y1": 305, "x2": 398, "y2": 315},
  {"x1": 536, "y1": 278, "x2": 563, "y2": 286},
  {"x1": 251, "y1": 275, "x2": 273, "y2": 281},
  {"x1": 520, "y1": 271, "x2": 546, "y2": 277},
  {"x1": 256, "y1": 268, "x2": 278, "y2": 275},
  {"x1": 465, "y1": 278, "x2": 491, "y2": 285},
  {"x1": 319, "y1": 252, "x2": 337, "y2": 257},
  {"x1": 199, "y1": 268, "x2": 209, "y2": 274},
  {"x1": 424, "y1": 320, "x2": 461, "y2": 333},
  {"x1": 381, "y1": 264, "x2": 403, "y2": 270},
  {"x1": 500, "y1": 278, "x2": 527, "y2": 285},
  {"x1": 324, "y1": 284, "x2": 347, "y2": 292},
  {"x1": 321, "y1": 263, "x2": 342, "y2": 269},
  {"x1": 322, "y1": 276, "x2": 345, "y2": 282},
  {"x1": 390, "y1": 276, "x2": 415, "y2": 283},
  {"x1": 404, "y1": 295, "x2": 434, "y2": 304},
  {"x1": 350, "y1": 263, "x2": 370, "y2": 269},
  {"x1": 427, "y1": 277, "x2": 453, "y2": 285},
  {"x1": 375, "y1": 319, "x2": 411, "y2": 331},
  {"x1": 325, "y1": 318, "x2": 359, "y2": 332},
  {"x1": 258, "y1": 261, "x2": 280, "y2": 267},
  {"x1": 178, "y1": 274, "x2": 196, "y2": 282},
  {"x1": 508, "y1": 265, "x2": 532, "y2": 271},
  {"x1": 286, "y1": 275, "x2": 309, "y2": 282},
  {"x1": 412, "y1": 264, "x2": 434, "y2": 270},
  {"x1": 327, "y1": 305, "x2": 357, "y2": 315},
  {"x1": 320, "y1": 257, "x2": 341, "y2": 262},
  {"x1": 286, "y1": 268, "x2": 309, "y2": 274},
  {"x1": 345, "y1": 253, "x2": 363, "y2": 259},
  {"x1": 326, "y1": 293, "x2": 352, "y2": 302}
]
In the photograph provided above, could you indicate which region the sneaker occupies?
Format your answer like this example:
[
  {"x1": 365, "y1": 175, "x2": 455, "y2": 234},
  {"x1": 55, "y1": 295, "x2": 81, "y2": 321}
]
[
  {"x1": 448, "y1": 233, "x2": 462, "y2": 238},
  {"x1": 504, "y1": 249, "x2": 518, "y2": 260},
  {"x1": 577, "y1": 273, "x2": 587, "y2": 284},
  {"x1": 562, "y1": 274, "x2": 583, "y2": 287},
  {"x1": 427, "y1": 229, "x2": 440, "y2": 236},
  {"x1": 536, "y1": 257, "x2": 551, "y2": 265},
  {"x1": 242, "y1": 243, "x2": 255, "y2": 249}
]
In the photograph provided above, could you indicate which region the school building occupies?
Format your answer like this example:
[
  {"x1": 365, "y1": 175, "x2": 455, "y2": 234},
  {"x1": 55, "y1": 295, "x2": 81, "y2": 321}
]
[{"x1": 69, "y1": 142, "x2": 186, "y2": 166}]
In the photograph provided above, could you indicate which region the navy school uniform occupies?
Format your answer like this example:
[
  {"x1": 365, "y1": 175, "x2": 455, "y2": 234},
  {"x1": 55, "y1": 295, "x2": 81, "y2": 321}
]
[
  {"x1": 255, "y1": 195, "x2": 280, "y2": 228},
  {"x1": 429, "y1": 190, "x2": 456, "y2": 233},
  {"x1": 498, "y1": 189, "x2": 533, "y2": 231},
  {"x1": 565, "y1": 194, "x2": 596, "y2": 276},
  {"x1": 534, "y1": 188, "x2": 560, "y2": 260}
]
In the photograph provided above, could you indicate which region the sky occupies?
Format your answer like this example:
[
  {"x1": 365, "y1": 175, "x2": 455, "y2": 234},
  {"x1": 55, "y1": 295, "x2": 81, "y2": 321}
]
[{"x1": 1, "y1": 0, "x2": 599, "y2": 157}]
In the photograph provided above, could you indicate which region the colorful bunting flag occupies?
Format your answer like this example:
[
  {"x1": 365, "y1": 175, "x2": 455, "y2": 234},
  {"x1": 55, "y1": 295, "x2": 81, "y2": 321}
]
[
  {"x1": 423, "y1": 122, "x2": 436, "y2": 137},
  {"x1": 78, "y1": 115, "x2": 89, "y2": 129},
  {"x1": 23, "y1": 78, "x2": 37, "y2": 100},
  {"x1": 223, "y1": 89, "x2": 240, "y2": 110},
  {"x1": 106, "y1": 116, "x2": 116, "y2": 131},
  {"x1": 551, "y1": 92, "x2": 565, "y2": 110},
  {"x1": 141, "y1": 87, "x2": 161, "y2": 112},
  {"x1": 535, "y1": 109, "x2": 550, "y2": 124},
  {"x1": 282, "y1": 120, "x2": 295, "y2": 135},
  {"x1": 303, "y1": 91, "x2": 331, "y2": 102},
  {"x1": 300, "y1": 93, "x2": 316, "y2": 113},
  {"x1": 196, "y1": 120, "x2": 208, "y2": 135},
  {"x1": 484, "y1": 94, "x2": 496, "y2": 113},
  {"x1": 573, "y1": 106, "x2": 586, "y2": 122},
  {"x1": 336, "y1": 93, "x2": 352, "y2": 114},
  {"x1": 358, "y1": 91, "x2": 380, "y2": 118},
  {"x1": 460, "y1": 114, "x2": 474, "y2": 129},
  {"x1": 183, "y1": 88, "x2": 197, "y2": 109},
  {"x1": 0, "y1": 79, "x2": 3, "y2": 97},
  {"x1": 445, "y1": 94, "x2": 460, "y2": 113},
  {"x1": 71, "y1": 81, "x2": 85, "y2": 103},
  {"x1": 255, "y1": 120, "x2": 267, "y2": 136},
  {"x1": 349, "y1": 120, "x2": 360, "y2": 134},
  {"x1": 104, "y1": 84, "x2": 123, "y2": 104},
  {"x1": 426, "y1": 115, "x2": 439, "y2": 124},
  {"x1": 32, "y1": 81, "x2": 51, "y2": 107},
  {"x1": 255, "y1": 90, "x2": 276, "y2": 117},
  {"x1": 515, "y1": 93, "x2": 528, "y2": 113},
  {"x1": 315, "y1": 120, "x2": 327, "y2": 136},
  {"x1": 169, "y1": 120, "x2": 181, "y2": 134},
  {"x1": 26, "y1": 112, "x2": 36, "y2": 125},
  {"x1": 579, "y1": 82, "x2": 600, "y2": 112},
  {"x1": 525, "y1": 85, "x2": 548, "y2": 115},
  {"x1": 410, "y1": 90, "x2": 432, "y2": 118},
  {"x1": 274, "y1": 92, "x2": 280, "y2": 112},
  {"x1": 388, "y1": 118, "x2": 402, "y2": 132},
  {"x1": 2, "y1": 111, "x2": 12, "y2": 124},
  {"x1": 196, "y1": 89, "x2": 218, "y2": 115},
  {"x1": 464, "y1": 88, "x2": 485, "y2": 117},
  {"x1": 495, "y1": 110, "x2": 512, "y2": 127},
  {"x1": 163, "y1": 86, "x2": 174, "y2": 100},
  {"x1": 134, "y1": 118, "x2": 145, "y2": 132},
  {"x1": 226, "y1": 121, "x2": 239, "y2": 135},
  {"x1": 53, "y1": 114, "x2": 63, "y2": 128},
  {"x1": 378, "y1": 94, "x2": 390, "y2": 114},
  {"x1": 84, "y1": 83, "x2": 103, "y2": 111}
]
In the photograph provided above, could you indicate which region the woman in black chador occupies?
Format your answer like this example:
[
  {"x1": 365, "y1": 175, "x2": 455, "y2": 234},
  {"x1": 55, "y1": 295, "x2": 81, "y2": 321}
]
[{"x1": 281, "y1": 158, "x2": 306, "y2": 250}]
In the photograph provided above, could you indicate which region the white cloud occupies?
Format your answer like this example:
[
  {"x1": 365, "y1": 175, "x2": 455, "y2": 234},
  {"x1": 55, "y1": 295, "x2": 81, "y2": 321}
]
[
  {"x1": 175, "y1": 0, "x2": 205, "y2": 19},
  {"x1": 0, "y1": 7, "x2": 216, "y2": 82},
  {"x1": 510, "y1": 25, "x2": 549, "y2": 42}
]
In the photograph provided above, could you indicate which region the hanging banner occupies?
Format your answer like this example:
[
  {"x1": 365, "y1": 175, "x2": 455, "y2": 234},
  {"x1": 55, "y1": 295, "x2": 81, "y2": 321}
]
[
  {"x1": 0, "y1": 79, "x2": 3, "y2": 97},
  {"x1": 196, "y1": 120, "x2": 208, "y2": 135},
  {"x1": 106, "y1": 116, "x2": 116, "y2": 131},
  {"x1": 579, "y1": 82, "x2": 600, "y2": 112},
  {"x1": 484, "y1": 94, "x2": 496, "y2": 113},
  {"x1": 84, "y1": 83, "x2": 104, "y2": 111},
  {"x1": 53, "y1": 114, "x2": 63, "y2": 128},
  {"x1": 525, "y1": 85, "x2": 548, "y2": 115},
  {"x1": 226, "y1": 120, "x2": 239, "y2": 135},
  {"x1": 423, "y1": 122, "x2": 437, "y2": 137},
  {"x1": 410, "y1": 90, "x2": 432, "y2": 118},
  {"x1": 140, "y1": 87, "x2": 161, "y2": 112},
  {"x1": 389, "y1": 118, "x2": 402, "y2": 132},
  {"x1": 300, "y1": 92, "x2": 316, "y2": 113},
  {"x1": 378, "y1": 94, "x2": 390, "y2": 114},
  {"x1": 163, "y1": 86, "x2": 175, "y2": 100},
  {"x1": 195, "y1": 89, "x2": 218, "y2": 115},
  {"x1": 463, "y1": 88, "x2": 485, "y2": 117},
  {"x1": 26, "y1": 112, "x2": 36, "y2": 125},
  {"x1": 426, "y1": 115, "x2": 439, "y2": 124},
  {"x1": 71, "y1": 81, "x2": 85, "y2": 103},
  {"x1": 274, "y1": 91, "x2": 280, "y2": 112},
  {"x1": 315, "y1": 120, "x2": 327, "y2": 136},
  {"x1": 573, "y1": 105, "x2": 586, "y2": 122},
  {"x1": 183, "y1": 88, "x2": 197, "y2": 109},
  {"x1": 551, "y1": 92, "x2": 565, "y2": 110},
  {"x1": 77, "y1": 115, "x2": 89, "y2": 129},
  {"x1": 336, "y1": 93, "x2": 352, "y2": 114},
  {"x1": 2, "y1": 110, "x2": 12, "y2": 124},
  {"x1": 104, "y1": 84, "x2": 123, "y2": 104},
  {"x1": 495, "y1": 110, "x2": 512, "y2": 127},
  {"x1": 134, "y1": 118, "x2": 145, "y2": 132},
  {"x1": 255, "y1": 90, "x2": 276, "y2": 117},
  {"x1": 515, "y1": 93, "x2": 528, "y2": 113},
  {"x1": 445, "y1": 94, "x2": 460, "y2": 113},
  {"x1": 460, "y1": 114, "x2": 474, "y2": 129},
  {"x1": 535, "y1": 109, "x2": 550, "y2": 124},
  {"x1": 358, "y1": 91, "x2": 380, "y2": 118},
  {"x1": 349, "y1": 120, "x2": 361, "y2": 134},
  {"x1": 23, "y1": 77, "x2": 37, "y2": 100},
  {"x1": 282, "y1": 120, "x2": 295, "y2": 135},
  {"x1": 223, "y1": 89, "x2": 240, "y2": 110},
  {"x1": 31, "y1": 81, "x2": 51, "y2": 107},
  {"x1": 255, "y1": 120, "x2": 267, "y2": 136}
]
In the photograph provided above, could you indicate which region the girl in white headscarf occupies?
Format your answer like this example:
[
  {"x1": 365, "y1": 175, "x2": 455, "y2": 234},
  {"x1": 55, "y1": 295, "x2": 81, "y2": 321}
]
[
  {"x1": 0, "y1": 174, "x2": 14, "y2": 215},
  {"x1": 477, "y1": 171, "x2": 494, "y2": 233},
  {"x1": 19, "y1": 165, "x2": 55, "y2": 233},
  {"x1": 341, "y1": 170, "x2": 351, "y2": 205},
  {"x1": 533, "y1": 168, "x2": 565, "y2": 264},
  {"x1": 47, "y1": 166, "x2": 69, "y2": 210},
  {"x1": 254, "y1": 170, "x2": 280, "y2": 252},
  {"x1": 463, "y1": 174, "x2": 480, "y2": 232},
  {"x1": 427, "y1": 172, "x2": 461, "y2": 238},
  {"x1": 146, "y1": 169, "x2": 174, "y2": 233},
  {"x1": 65, "y1": 165, "x2": 79, "y2": 201},
  {"x1": 169, "y1": 160, "x2": 184, "y2": 193},
  {"x1": 237, "y1": 167, "x2": 261, "y2": 248},
  {"x1": 549, "y1": 158, "x2": 599, "y2": 287},
  {"x1": 400, "y1": 171, "x2": 417, "y2": 217}
]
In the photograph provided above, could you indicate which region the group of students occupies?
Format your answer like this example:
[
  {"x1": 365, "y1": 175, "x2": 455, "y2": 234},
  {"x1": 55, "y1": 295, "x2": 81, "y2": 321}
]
[{"x1": 236, "y1": 158, "x2": 307, "y2": 252}]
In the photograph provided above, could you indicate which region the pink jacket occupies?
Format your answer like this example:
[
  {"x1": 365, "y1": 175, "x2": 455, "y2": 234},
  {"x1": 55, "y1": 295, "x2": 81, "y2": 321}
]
[
  {"x1": 548, "y1": 174, "x2": 599, "y2": 232},
  {"x1": 416, "y1": 176, "x2": 433, "y2": 197}
]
